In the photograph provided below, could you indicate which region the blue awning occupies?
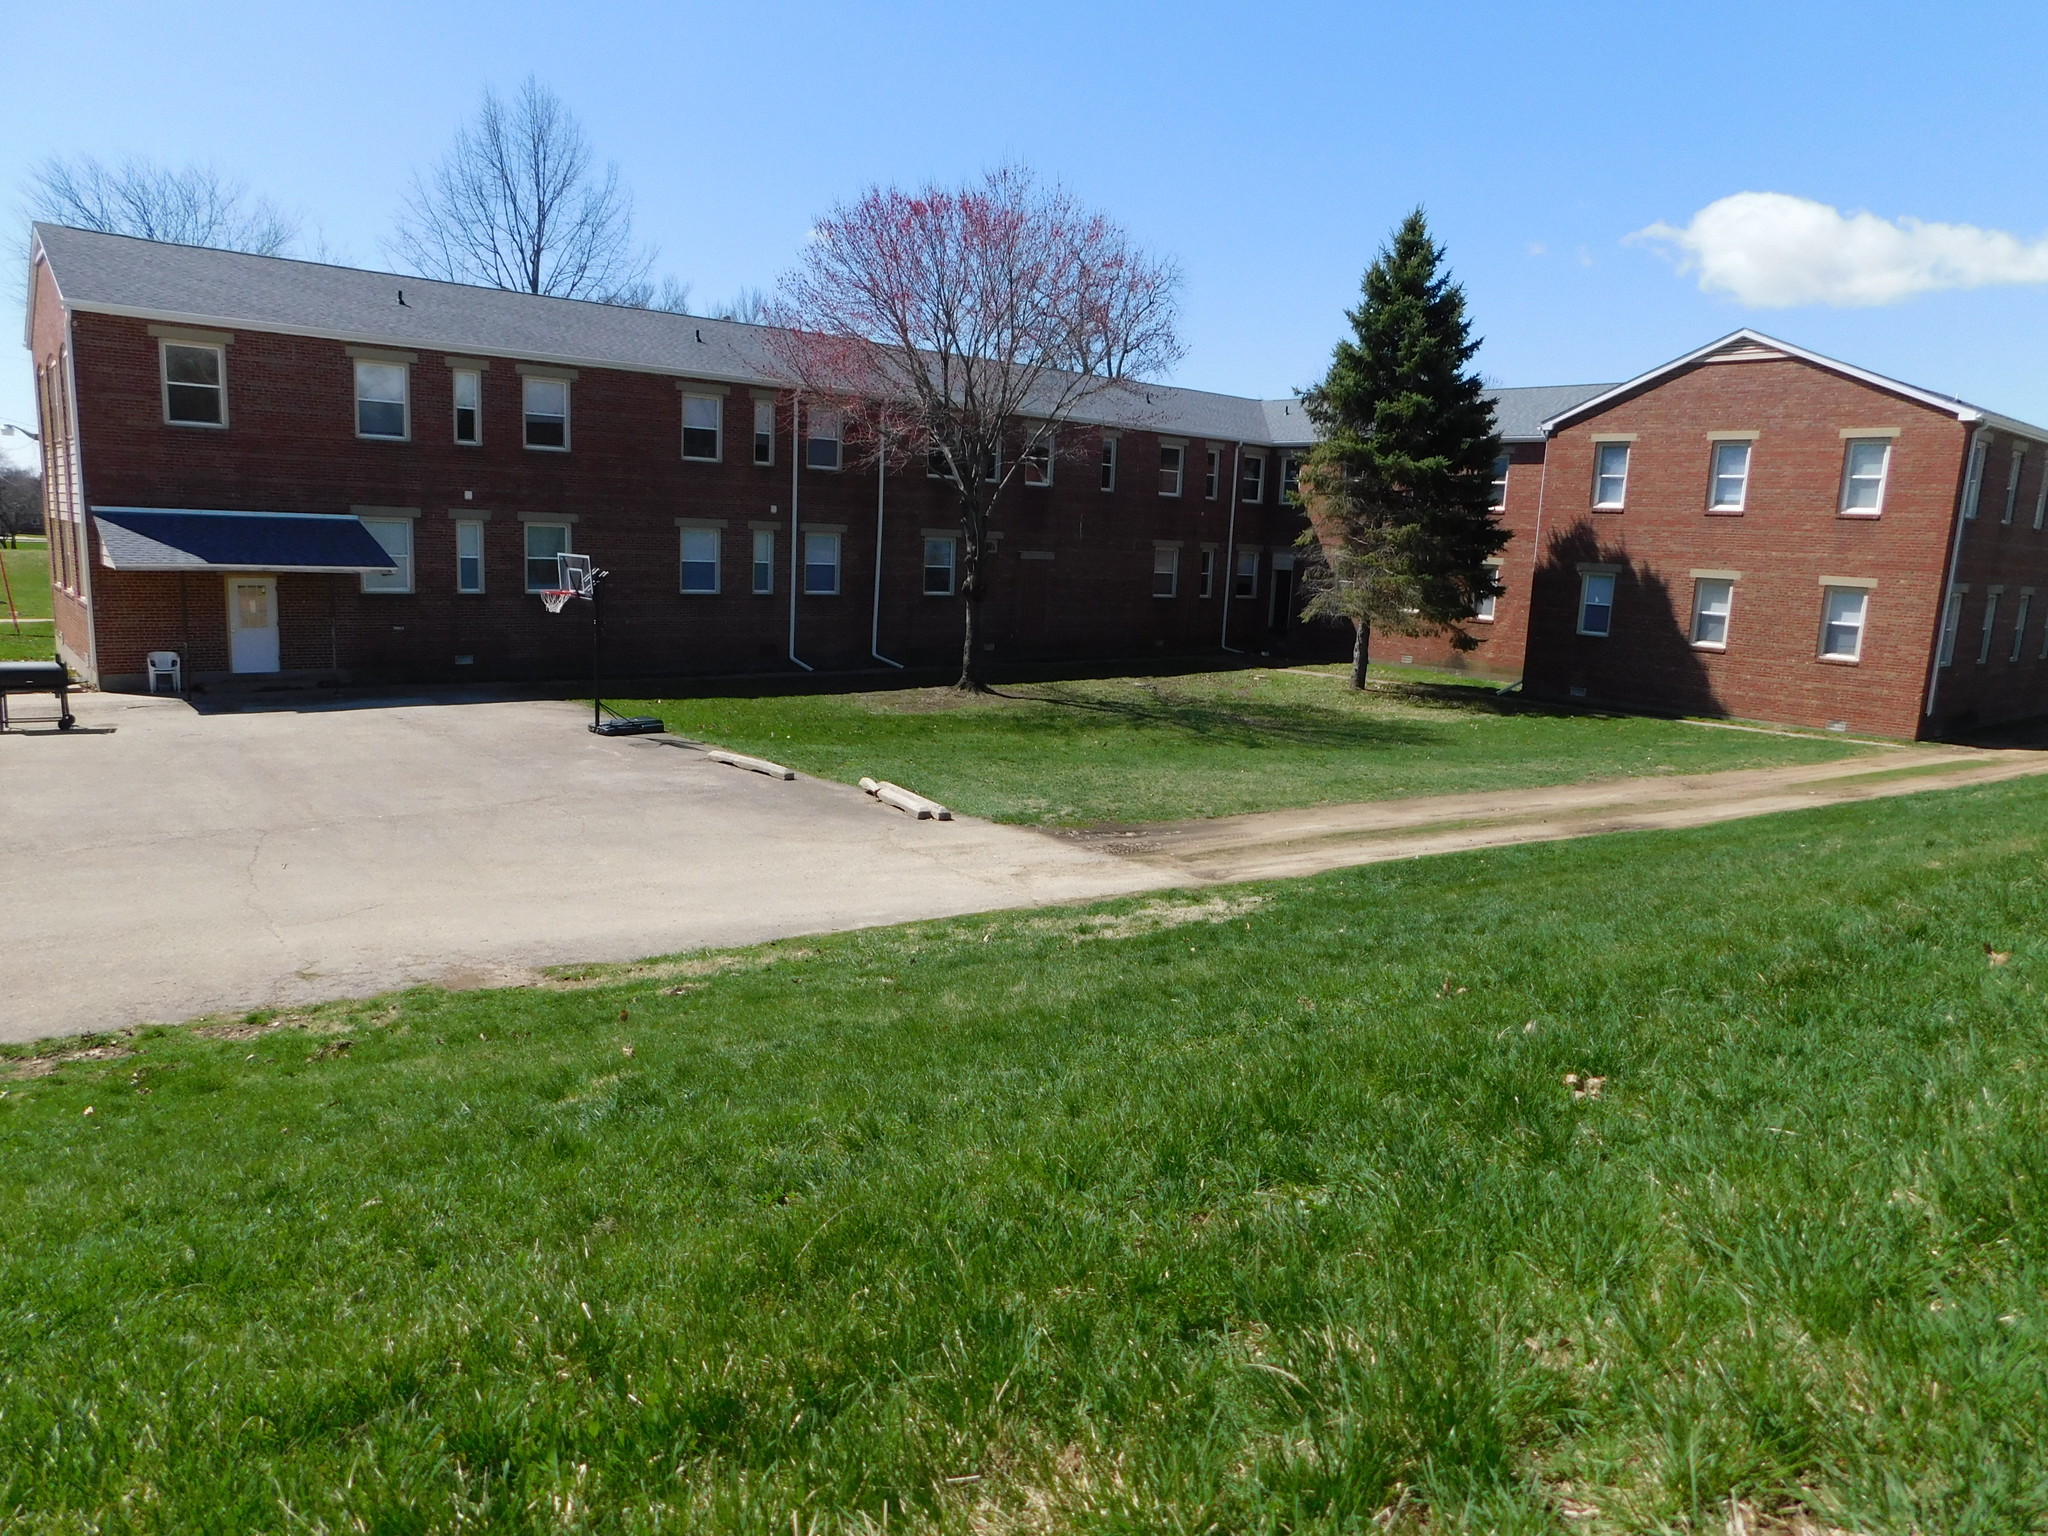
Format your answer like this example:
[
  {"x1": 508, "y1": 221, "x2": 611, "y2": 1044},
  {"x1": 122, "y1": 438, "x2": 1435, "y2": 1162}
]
[{"x1": 92, "y1": 507, "x2": 398, "y2": 574}]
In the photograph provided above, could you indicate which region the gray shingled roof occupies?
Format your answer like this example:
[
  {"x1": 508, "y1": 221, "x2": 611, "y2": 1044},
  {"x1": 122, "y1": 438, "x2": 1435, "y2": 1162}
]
[
  {"x1": 30, "y1": 223, "x2": 1598, "y2": 448},
  {"x1": 1489, "y1": 382, "x2": 1615, "y2": 442}
]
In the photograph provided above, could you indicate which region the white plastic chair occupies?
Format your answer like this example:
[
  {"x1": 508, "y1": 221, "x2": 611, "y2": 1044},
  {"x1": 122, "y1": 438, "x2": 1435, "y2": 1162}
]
[{"x1": 146, "y1": 651, "x2": 183, "y2": 695}]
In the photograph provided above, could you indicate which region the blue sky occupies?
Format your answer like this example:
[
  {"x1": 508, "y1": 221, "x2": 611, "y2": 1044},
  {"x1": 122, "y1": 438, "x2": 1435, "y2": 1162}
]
[{"x1": 8, "y1": 0, "x2": 2048, "y2": 471}]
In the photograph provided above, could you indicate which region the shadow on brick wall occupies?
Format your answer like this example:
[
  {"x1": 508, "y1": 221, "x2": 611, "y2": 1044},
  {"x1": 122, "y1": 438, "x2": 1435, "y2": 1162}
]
[{"x1": 1523, "y1": 521, "x2": 1724, "y2": 717}]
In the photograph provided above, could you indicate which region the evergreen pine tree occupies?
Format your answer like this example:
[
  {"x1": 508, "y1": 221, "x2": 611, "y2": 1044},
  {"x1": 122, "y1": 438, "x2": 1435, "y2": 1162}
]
[{"x1": 1298, "y1": 210, "x2": 1506, "y2": 688}]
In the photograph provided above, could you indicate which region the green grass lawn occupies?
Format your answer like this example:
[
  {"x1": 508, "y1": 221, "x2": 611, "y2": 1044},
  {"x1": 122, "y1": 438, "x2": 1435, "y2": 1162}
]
[
  {"x1": 1, "y1": 539, "x2": 54, "y2": 663},
  {"x1": 8, "y1": 782, "x2": 2048, "y2": 1532},
  {"x1": 622, "y1": 670, "x2": 1874, "y2": 825}
]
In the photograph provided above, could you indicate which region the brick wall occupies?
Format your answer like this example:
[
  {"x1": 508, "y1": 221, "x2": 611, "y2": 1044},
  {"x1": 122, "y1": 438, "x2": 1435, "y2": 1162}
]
[
  {"x1": 1522, "y1": 354, "x2": 1981, "y2": 739},
  {"x1": 60, "y1": 310, "x2": 1330, "y2": 687},
  {"x1": 1922, "y1": 429, "x2": 2048, "y2": 734}
]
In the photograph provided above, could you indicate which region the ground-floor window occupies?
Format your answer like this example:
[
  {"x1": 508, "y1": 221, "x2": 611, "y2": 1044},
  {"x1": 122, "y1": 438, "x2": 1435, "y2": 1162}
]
[
  {"x1": 456, "y1": 519, "x2": 484, "y2": 593},
  {"x1": 805, "y1": 532, "x2": 840, "y2": 594},
  {"x1": 752, "y1": 530, "x2": 775, "y2": 594},
  {"x1": 1938, "y1": 589, "x2": 1964, "y2": 667},
  {"x1": 1577, "y1": 572, "x2": 1615, "y2": 636},
  {"x1": 2012, "y1": 592, "x2": 2033, "y2": 662},
  {"x1": 1152, "y1": 546, "x2": 1179, "y2": 598},
  {"x1": 1234, "y1": 549, "x2": 1259, "y2": 599},
  {"x1": 1199, "y1": 548, "x2": 1216, "y2": 598},
  {"x1": 1689, "y1": 577, "x2": 1732, "y2": 648},
  {"x1": 680, "y1": 527, "x2": 721, "y2": 594},
  {"x1": 1977, "y1": 590, "x2": 2002, "y2": 664},
  {"x1": 525, "y1": 522, "x2": 571, "y2": 592},
  {"x1": 923, "y1": 537, "x2": 956, "y2": 596},
  {"x1": 1820, "y1": 586, "x2": 1869, "y2": 662},
  {"x1": 360, "y1": 517, "x2": 414, "y2": 594}
]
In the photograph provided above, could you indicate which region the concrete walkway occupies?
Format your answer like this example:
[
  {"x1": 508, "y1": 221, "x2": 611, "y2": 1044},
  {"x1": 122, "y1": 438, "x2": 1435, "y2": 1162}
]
[{"x1": 6, "y1": 691, "x2": 2045, "y2": 1044}]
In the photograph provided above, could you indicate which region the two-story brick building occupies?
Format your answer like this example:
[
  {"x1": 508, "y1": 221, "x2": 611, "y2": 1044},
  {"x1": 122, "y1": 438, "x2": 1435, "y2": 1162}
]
[
  {"x1": 26, "y1": 225, "x2": 2048, "y2": 738},
  {"x1": 29, "y1": 222, "x2": 1351, "y2": 693}
]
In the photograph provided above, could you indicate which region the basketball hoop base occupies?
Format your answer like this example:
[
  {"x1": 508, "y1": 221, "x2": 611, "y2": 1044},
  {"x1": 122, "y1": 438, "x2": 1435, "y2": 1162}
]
[{"x1": 591, "y1": 715, "x2": 665, "y2": 737}]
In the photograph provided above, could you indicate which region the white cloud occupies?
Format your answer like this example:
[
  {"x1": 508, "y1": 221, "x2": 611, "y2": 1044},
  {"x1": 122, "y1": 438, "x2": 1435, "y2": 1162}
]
[{"x1": 1632, "y1": 192, "x2": 2048, "y2": 308}]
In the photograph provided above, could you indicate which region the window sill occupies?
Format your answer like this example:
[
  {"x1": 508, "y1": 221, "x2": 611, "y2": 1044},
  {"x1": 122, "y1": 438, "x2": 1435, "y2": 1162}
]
[
  {"x1": 524, "y1": 445, "x2": 571, "y2": 453},
  {"x1": 682, "y1": 456, "x2": 722, "y2": 466},
  {"x1": 1590, "y1": 505, "x2": 1625, "y2": 514},
  {"x1": 1691, "y1": 642, "x2": 1726, "y2": 652},
  {"x1": 356, "y1": 434, "x2": 411, "y2": 444},
  {"x1": 165, "y1": 419, "x2": 228, "y2": 430},
  {"x1": 1575, "y1": 630, "x2": 1610, "y2": 639},
  {"x1": 680, "y1": 590, "x2": 721, "y2": 598},
  {"x1": 1705, "y1": 507, "x2": 1744, "y2": 516},
  {"x1": 1817, "y1": 654, "x2": 1862, "y2": 666},
  {"x1": 1837, "y1": 511, "x2": 1881, "y2": 520}
]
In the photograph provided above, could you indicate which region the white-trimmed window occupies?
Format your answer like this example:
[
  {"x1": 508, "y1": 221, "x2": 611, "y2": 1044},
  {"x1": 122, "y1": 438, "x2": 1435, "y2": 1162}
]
[
  {"x1": 753, "y1": 399, "x2": 775, "y2": 466},
  {"x1": 1100, "y1": 435, "x2": 1118, "y2": 491},
  {"x1": 1023, "y1": 433, "x2": 1052, "y2": 487},
  {"x1": 806, "y1": 408, "x2": 842, "y2": 470},
  {"x1": 523, "y1": 377, "x2": 570, "y2": 449},
  {"x1": 1593, "y1": 443, "x2": 1630, "y2": 509},
  {"x1": 1152, "y1": 546, "x2": 1179, "y2": 598},
  {"x1": 162, "y1": 341, "x2": 225, "y2": 426},
  {"x1": 524, "y1": 522, "x2": 571, "y2": 591},
  {"x1": 804, "y1": 531, "x2": 840, "y2": 593},
  {"x1": 927, "y1": 448, "x2": 954, "y2": 481},
  {"x1": 1240, "y1": 453, "x2": 1266, "y2": 504},
  {"x1": 1939, "y1": 589, "x2": 1964, "y2": 667},
  {"x1": 1577, "y1": 572, "x2": 1615, "y2": 636},
  {"x1": 1234, "y1": 548, "x2": 1259, "y2": 599},
  {"x1": 682, "y1": 395, "x2": 723, "y2": 461},
  {"x1": 1978, "y1": 590, "x2": 2001, "y2": 663},
  {"x1": 2004, "y1": 448, "x2": 2026, "y2": 524},
  {"x1": 1204, "y1": 449, "x2": 1220, "y2": 500},
  {"x1": 2012, "y1": 593, "x2": 2032, "y2": 663},
  {"x1": 2036, "y1": 467, "x2": 2048, "y2": 531},
  {"x1": 1159, "y1": 444, "x2": 1185, "y2": 497},
  {"x1": 1281, "y1": 456, "x2": 1302, "y2": 499},
  {"x1": 1476, "y1": 561, "x2": 1502, "y2": 622},
  {"x1": 360, "y1": 516, "x2": 414, "y2": 593},
  {"x1": 1708, "y1": 442, "x2": 1751, "y2": 511},
  {"x1": 752, "y1": 529, "x2": 775, "y2": 594},
  {"x1": 1489, "y1": 453, "x2": 1510, "y2": 510},
  {"x1": 1690, "y1": 577, "x2": 1733, "y2": 648},
  {"x1": 1839, "y1": 439, "x2": 1890, "y2": 515},
  {"x1": 680, "y1": 527, "x2": 721, "y2": 594},
  {"x1": 980, "y1": 445, "x2": 1001, "y2": 484},
  {"x1": 452, "y1": 369, "x2": 481, "y2": 445},
  {"x1": 455, "y1": 519, "x2": 484, "y2": 593},
  {"x1": 1199, "y1": 548, "x2": 1216, "y2": 598},
  {"x1": 1820, "y1": 587, "x2": 1869, "y2": 661},
  {"x1": 923, "y1": 537, "x2": 957, "y2": 595},
  {"x1": 1962, "y1": 437, "x2": 1988, "y2": 518},
  {"x1": 355, "y1": 361, "x2": 409, "y2": 440}
]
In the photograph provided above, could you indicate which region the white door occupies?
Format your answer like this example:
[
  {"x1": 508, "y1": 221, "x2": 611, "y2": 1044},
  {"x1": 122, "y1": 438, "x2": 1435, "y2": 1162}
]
[{"x1": 227, "y1": 577, "x2": 280, "y2": 673}]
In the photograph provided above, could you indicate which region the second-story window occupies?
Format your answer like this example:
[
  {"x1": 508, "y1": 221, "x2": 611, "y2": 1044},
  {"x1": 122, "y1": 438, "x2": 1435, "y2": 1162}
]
[
  {"x1": 753, "y1": 399, "x2": 775, "y2": 465},
  {"x1": 1282, "y1": 455, "x2": 1302, "y2": 499},
  {"x1": 1159, "y1": 444, "x2": 1185, "y2": 498},
  {"x1": 355, "y1": 362, "x2": 409, "y2": 440},
  {"x1": 452, "y1": 369, "x2": 481, "y2": 444},
  {"x1": 523, "y1": 377, "x2": 570, "y2": 449},
  {"x1": 1593, "y1": 443, "x2": 1630, "y2": 508},
  {"x1": 1204, "y1": 449, "x2": 1220, "y2": 500},
  {"x1": 1839, "y1": 439, "x2": 1890, "y2": 515},
  {"x1": 1100, "y1": 435, "x2": 1117, "y2": 491},
  {"x1": 1708, "y1": 441, "x2": 1751, "y2": 511},
  {"x1": 682, "y1": 394, "x2": 722, "y2": 461},
  {"x1": 806, "y1": 407, "x2": 842, "y2": 470},
  {"x1": 2004, "y1": 448, "x2": 2027, "y2": 524},
  {"x1": 1489, "y1": 453, "x2": 1510, "y2": 509},
  {"x1": 1023, "y1": 435, "x2": 1052, "y2": 487},
  {"x1": 162, "y1": 342, "x2": 226, "y2": 426},
  {"x1": 1240, "y1": 453, "x2": 1266, "y2": 504}
]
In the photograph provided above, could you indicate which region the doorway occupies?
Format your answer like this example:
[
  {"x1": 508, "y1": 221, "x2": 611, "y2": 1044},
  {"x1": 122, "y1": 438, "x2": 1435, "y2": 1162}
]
[{"x1": 227, "y1": 576, "x2": 280, "y2": 673}]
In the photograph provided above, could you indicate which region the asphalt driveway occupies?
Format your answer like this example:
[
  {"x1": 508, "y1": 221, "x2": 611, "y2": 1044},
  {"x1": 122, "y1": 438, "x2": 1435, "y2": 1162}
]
[{"x1": 1, "y1": 691, "x2": 1161, "y2": 1042}]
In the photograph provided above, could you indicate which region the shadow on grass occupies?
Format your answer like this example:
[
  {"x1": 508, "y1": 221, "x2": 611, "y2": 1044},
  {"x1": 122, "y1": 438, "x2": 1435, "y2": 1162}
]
[{"x1": 992, "y1": 680, "x2": 1451, "y2": 752}]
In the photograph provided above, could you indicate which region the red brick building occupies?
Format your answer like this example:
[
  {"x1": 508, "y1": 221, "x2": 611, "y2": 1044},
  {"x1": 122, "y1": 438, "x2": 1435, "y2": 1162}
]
[
  {"x1": 27, "y1": 226, "x2": 2048, "y2": 738},
  {"x1": 28, "y1": 223, "x2": 1343, "y2": 692},
  {"x1": 1518, "y1": 331, "x2": 2048, "y2": 738}
]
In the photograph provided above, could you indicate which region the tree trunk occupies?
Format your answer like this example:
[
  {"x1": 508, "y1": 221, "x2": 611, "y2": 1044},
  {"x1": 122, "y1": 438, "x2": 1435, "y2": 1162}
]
[
  {"x1": 1350, "y1": 619, "x2": 1370, "y2": 690},
  {"x1": 958, "y1": 590, "x2": 981, "y2": 690}
]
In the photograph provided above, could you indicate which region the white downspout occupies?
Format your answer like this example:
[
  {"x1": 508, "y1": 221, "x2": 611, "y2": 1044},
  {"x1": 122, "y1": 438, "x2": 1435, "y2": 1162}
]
[
  {"x1": 1923, "y1": 425, "x2": 1985, "y2": 724},
  {"x1": 787, "y1": 391, "x2": 812, "y2": 671},
  {"x1": 1220, "y1": 441, "x2": 1244, "y2": 653},
  {"x1": 871, "y1": 438, "x2": 904, "y2": 668}
]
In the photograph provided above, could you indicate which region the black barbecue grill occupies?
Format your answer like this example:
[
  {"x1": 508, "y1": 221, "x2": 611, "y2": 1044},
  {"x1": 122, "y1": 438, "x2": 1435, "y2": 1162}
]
[{"x1": 0, "y1": 659, "x2": 77, "y2": 732}]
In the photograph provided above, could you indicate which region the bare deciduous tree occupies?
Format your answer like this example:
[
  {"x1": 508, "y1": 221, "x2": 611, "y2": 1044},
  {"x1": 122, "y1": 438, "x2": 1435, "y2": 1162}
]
[
  {"x1": 391, "y1": 77, "x2": 658, "y2": 303},
  {"x1": 28, "y1": 156, "x2": 298, "y2": 253},
  {"x1": 771, "y1": 167, "x2": 1183, "y2": 689}
]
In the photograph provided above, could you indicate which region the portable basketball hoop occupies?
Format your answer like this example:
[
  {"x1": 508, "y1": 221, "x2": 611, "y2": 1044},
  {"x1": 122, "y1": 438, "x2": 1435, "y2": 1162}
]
[{"x1": 540, "y1": 552, "x2": 664, "y2": 736}]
